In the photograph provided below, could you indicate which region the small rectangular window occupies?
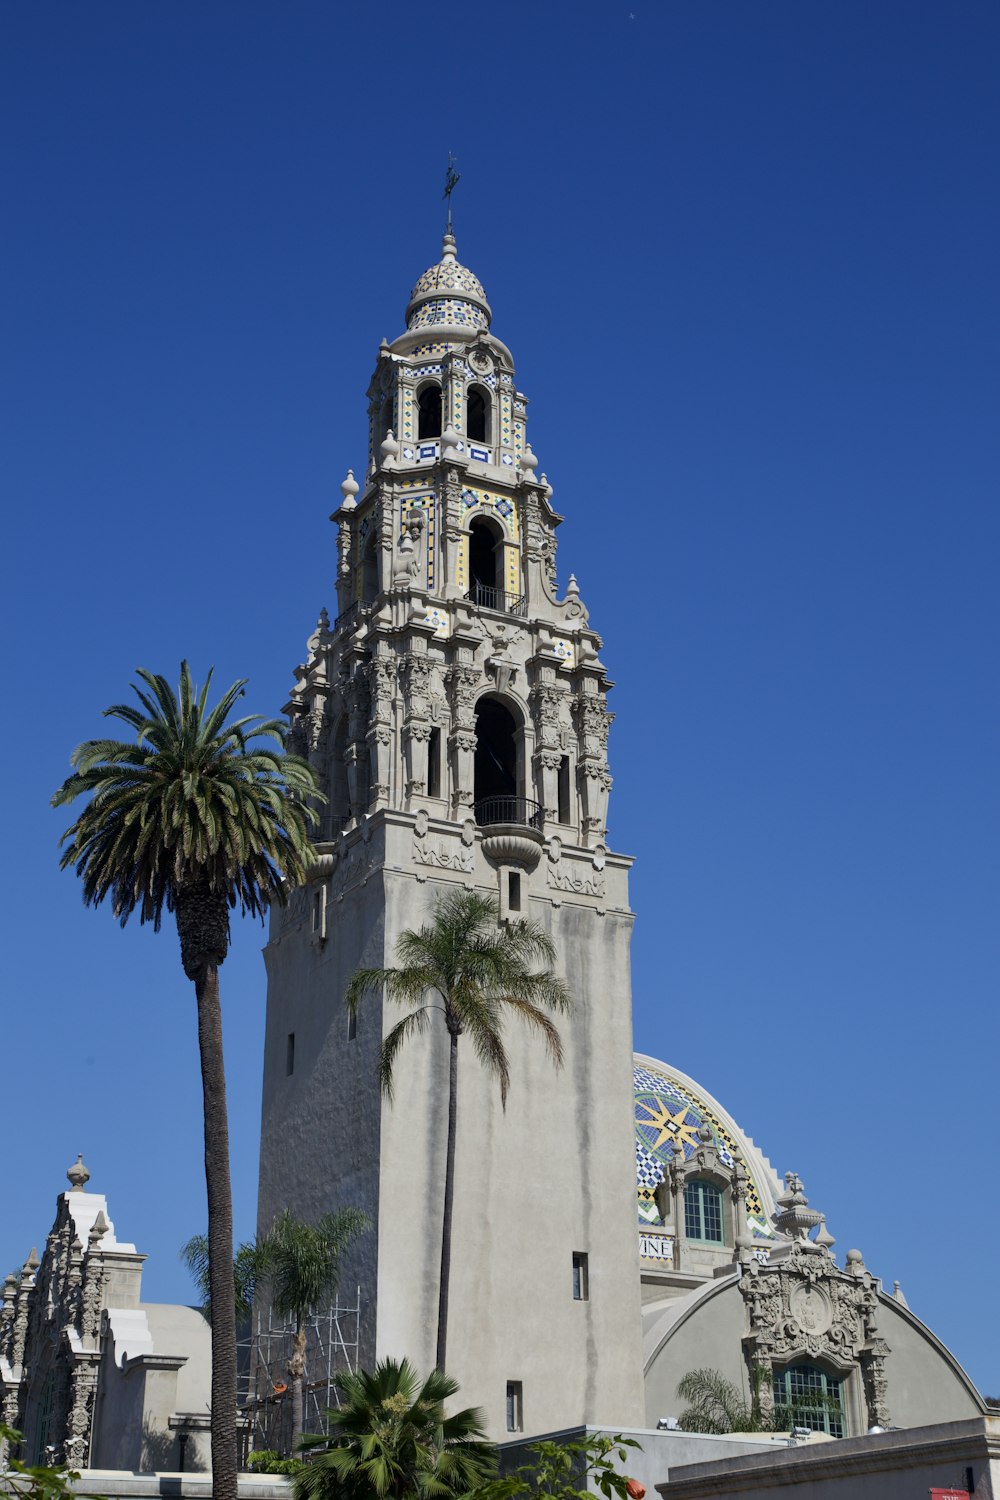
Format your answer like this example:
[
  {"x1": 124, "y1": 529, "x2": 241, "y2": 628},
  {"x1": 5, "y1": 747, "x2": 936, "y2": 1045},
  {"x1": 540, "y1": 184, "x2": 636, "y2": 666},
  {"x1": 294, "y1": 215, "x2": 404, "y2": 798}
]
[
  {"x1": 508, "y1": 871, "x2": 521, "y2": 912},
  {"x1": 572, "y1": 1251, "x2": 589, "y2": 1301},
  {"x1": 505, "y1": 1380, "x2": 523, "y2": 1433},
  {"x1": 427, "y1": 727, "x2": 441, "y2": 798},
  {"x1": 312, "y1": 891, "x2": 322, "y2": 931},
  {"x1": 557, "y1": 756, "x2": 571, "y2": 824},
  {"x1": 347, "y1": 1008, "x2": 357, "y2": 1042},
  {"x1": 286, "y1": 1033, "x2": 295, "y2": 1077}
]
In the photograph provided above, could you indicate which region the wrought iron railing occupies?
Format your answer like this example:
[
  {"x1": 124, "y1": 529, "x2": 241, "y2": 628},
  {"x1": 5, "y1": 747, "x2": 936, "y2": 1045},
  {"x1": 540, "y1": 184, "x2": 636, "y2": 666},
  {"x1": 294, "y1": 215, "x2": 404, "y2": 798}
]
[
  {"x1": 473, "y1": 796, "x2": 543, "y2": 831},
  {"x1": 465, "y1": 583, "x2": 527, "y2": 617},
  {"x1": 334, "y1": 601, "x2": 360, "y2": 633}
]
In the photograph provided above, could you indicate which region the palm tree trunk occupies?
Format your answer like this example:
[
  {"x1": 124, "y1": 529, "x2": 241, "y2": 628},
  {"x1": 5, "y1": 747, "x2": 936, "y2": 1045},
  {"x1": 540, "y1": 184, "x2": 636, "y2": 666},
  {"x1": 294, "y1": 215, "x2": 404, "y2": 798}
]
[
  {"x1": 194, "y1": 963, "x2": 239, "y2": 1500},
  {"x1": 288, "y1": 1320, "x2": 307, "y2": 1453},
  {"x1": 436, "y1": 1029, "x2": 459, "y2": 1372}
]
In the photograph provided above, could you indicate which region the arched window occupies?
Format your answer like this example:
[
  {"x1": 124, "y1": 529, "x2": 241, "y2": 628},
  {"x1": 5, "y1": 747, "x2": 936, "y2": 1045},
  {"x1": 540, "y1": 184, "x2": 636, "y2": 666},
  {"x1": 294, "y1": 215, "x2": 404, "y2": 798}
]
[
  {"x1": 417, "y1": 383, "x2": 442, "y2": 439},
  {"x1": 683, "y1": 1178, "x2": 724, "y2": 1243},
  {"x1": 467, "y1": 384, "x2": 491, "y2": 443},
  {"x1": 772, "y1": 1365, "x2": 845, "y2": 1437},
  {"x1": 468, "y1": 517, "x2": 502, "y2": 605}
]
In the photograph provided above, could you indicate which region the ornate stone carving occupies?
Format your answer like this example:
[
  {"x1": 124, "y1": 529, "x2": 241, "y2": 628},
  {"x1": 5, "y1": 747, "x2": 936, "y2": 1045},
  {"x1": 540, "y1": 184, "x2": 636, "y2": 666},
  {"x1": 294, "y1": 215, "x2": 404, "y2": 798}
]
[
  {"x1": 545, "y1": 866, "x2": 605, "y2": 898},
  {"x1": 412, "y1": 840, "x2": 475, "y2": 873},
  {"x1": 740, "y1": 1176, "x2": 891, "y2": 1431}
]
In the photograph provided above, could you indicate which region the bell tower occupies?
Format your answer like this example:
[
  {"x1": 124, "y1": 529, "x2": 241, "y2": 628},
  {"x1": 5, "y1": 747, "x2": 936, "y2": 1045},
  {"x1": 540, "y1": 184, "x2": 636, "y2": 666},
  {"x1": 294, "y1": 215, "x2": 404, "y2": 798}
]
[{"x1": 257, "y1": 231, "x2": 644, "y2": 1438}]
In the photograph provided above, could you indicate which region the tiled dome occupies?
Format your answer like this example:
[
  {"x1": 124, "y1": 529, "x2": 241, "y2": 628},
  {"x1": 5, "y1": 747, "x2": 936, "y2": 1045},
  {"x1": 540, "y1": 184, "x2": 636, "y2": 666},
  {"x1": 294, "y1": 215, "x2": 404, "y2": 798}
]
[
  {"x1": 633, "y1": 1055, "x2": 782, "y2": 1242},
  {"x1": 405, "y1": 233, "x2": 492, "y2": 332}
]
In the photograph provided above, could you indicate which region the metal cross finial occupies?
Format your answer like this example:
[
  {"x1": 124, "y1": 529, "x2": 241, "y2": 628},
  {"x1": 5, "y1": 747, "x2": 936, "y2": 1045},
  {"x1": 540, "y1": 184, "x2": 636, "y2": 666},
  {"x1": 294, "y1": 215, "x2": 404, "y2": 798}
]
[{"x1": 443, "y1": 154, "x2": 460, "y2": 232}]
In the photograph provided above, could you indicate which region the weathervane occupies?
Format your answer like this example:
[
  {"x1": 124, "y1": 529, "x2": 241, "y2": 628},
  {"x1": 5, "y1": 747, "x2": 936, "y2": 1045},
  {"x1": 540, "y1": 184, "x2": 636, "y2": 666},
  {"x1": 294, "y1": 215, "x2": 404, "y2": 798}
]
[{"x1": 443, "y1": 153, "x2": 460, "y2": 232}]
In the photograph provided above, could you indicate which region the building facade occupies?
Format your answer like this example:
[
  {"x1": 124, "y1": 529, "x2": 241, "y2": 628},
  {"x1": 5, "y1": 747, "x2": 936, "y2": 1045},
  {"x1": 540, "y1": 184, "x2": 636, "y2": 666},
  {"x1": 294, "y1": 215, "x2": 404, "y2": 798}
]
[{"x1": 0, "y1": 1158, "x2": 211, "y2": 1472}]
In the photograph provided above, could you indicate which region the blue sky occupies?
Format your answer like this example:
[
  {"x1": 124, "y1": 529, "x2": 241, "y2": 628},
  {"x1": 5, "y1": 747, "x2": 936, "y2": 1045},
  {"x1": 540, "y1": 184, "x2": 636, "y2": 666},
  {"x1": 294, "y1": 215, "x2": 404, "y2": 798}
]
[{"x1": 3, "y1": 2, "x2": 998, "y2": 1394}]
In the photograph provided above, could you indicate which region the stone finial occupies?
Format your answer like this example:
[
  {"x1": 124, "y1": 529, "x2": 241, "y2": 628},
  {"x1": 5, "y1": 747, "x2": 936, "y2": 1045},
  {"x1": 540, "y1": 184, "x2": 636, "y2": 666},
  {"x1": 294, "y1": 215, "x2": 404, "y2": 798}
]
[
  {"x1": 23, "y1": 1247, "x2": 39, "y2": 1273},
  {"x1": 845, "y1": 1248, "x2": 866, "y2": 1275},
  {"x1": 3, "y1": 1272, "x2": 17, "y2": 1304},
  {"x1": 67, "y1": 1154, "x2": 90, "y2": 1192},
  {"x1": 814, "y1": 1216, "x2": 836, "y2": 1251},
  {"x1": 441, "y1": 424, "x2": 461, "y2": 455},
  {"x1": 540, "y1": 472, "x2": 554, "y2": 501},
  {"x1": 317, "y1": 607, "x2": 330, "y2": 632},
  {"x1": 520, "y1": 444, "x2": 538, "y2": 475},
  {"x1": 380, "y1": 336, "x2": 389, "y2": 348},
  {"x1": 89, "y1": 1211, "x2": 109, "y2": 1245},
  {"x1": 441, "y1": 231, "x2": 458, "y2": 264},
  {"x1": 892, "y1": 1279, "x2": 909, "y2": 1307},
  {"x1": 340, "y1": 469, "x2": 359, "y2": 511},
  {"x1": 380, "y1": 429, "x2": 400, "y2": 466}
]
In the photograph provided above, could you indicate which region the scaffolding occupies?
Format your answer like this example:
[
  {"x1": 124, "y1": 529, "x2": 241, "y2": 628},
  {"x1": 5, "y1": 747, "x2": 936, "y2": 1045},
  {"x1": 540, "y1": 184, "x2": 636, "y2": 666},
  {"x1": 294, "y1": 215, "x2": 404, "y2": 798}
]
[{"x1": 238, "y1": 1288, "x2": 362, "y2": 1459}]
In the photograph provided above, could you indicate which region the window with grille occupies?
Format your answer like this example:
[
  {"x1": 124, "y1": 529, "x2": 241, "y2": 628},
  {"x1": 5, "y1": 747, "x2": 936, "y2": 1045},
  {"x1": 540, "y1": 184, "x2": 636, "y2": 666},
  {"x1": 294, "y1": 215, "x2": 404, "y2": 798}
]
[
  {"x1": 773, "y1": 1364, "x2": 845, "y2": 1437},
  {"x1": 506, "y1": 1380, "x2": 523, "y2": 1432},
  {"x1": 683, "y1": 1178, "x2": 724, "y2": 1243}
]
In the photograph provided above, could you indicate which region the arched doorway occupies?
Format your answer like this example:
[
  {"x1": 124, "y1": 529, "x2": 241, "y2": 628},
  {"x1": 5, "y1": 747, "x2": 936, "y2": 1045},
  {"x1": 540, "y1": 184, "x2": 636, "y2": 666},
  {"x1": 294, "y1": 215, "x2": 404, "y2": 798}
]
[
  {"x1": 468, "y1": 517, "x2": 502, "y2": 608},
  {"x1": 474, "y1": 696, "x2": 519, "y2": 824}
]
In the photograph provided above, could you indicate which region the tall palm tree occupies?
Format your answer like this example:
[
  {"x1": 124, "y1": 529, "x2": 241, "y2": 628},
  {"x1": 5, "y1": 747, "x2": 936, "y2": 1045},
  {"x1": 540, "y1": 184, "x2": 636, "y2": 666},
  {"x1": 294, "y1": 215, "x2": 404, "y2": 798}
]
[
  {"x1": 257, "y1": 1208, "x2": 369, "y2": 1451},
  {"x1": 296, "y1": 1358, "x2": 497, "y2": 1500},
  {"x1": 345, "y1": 889, "x2": 571, "y2": 1373},
  {"x1": 52, "y1": 663, "x2": 321, "y2": 1500}
]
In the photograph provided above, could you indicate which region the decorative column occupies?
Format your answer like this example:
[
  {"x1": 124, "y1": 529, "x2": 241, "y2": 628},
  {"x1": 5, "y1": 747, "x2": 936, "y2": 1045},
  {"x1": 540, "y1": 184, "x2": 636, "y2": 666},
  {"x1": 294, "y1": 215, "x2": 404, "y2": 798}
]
[
  {"x1": 365, "y1": 652, "x2": 397, "y2": 810},
  {"x1": 572, "y1": 689, "x2": 614, "y2": 844},
  {"x1": 401, "y1": 649, "x2": 433, "y2": 806},
  {"x1": 446, "y1": 663, "x2": 480, "y2": 818}
]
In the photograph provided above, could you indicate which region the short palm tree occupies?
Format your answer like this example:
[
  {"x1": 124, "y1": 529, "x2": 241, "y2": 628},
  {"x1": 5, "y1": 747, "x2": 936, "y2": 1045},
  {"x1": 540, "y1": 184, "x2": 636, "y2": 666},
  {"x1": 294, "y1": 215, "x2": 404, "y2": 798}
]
[
  {"x1": 258, "y1": 1207, "x2": 369, "y2": 1451},
  {"x1": 345, "y1": 888, "x2": 571, "y2": 1373},
  {"x1": 296, "y1": 1358, "x2": 497, "y2": 1500},
  {"x1": 52, "y1": 663, "x2": 321, "y2": 1500}
]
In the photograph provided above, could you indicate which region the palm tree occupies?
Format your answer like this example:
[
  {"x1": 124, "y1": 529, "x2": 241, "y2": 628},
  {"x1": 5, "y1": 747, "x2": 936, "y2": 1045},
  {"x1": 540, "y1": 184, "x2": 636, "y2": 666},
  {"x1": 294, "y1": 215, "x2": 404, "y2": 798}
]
[
  {"x1": 257, "y1": 1208, "x2": 369, "y2": 1451},
  {"x1": 52, "y1": 663, "x2": 321, "y2": 1500},
  {"x1": 675, "y1": 1366, "x2": 843, "y2": 1435},
  {"x1": 295, "y1": 1358, "x2": 497, "y2": 1500},
  {"x1": 345, "y1": 888, "x2": 571, "y2": 1373},
  {"x1": 181, "y1": 1233, "x2": 266, "y2": 1325}
]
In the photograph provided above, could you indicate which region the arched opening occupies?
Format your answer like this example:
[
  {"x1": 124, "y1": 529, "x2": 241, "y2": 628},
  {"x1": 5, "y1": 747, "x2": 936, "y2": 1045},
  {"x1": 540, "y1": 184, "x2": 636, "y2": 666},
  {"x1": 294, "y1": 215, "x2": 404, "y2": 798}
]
[
  {"x1": 683, "y1": 1178, "x2": 724, "y2": 1244},
  {"x1": 361, "y1": 534, "x2": 380, "y2": 605},
  {"x1": 417, "y1": 383, "x2": 442, "y2": 439},
  {"x1": 474, "y1": 696, "x2": 519, "y2": 819},
  {"x1": 378, "y1": 393, "x2": 395, "y2": 445},
  {"x1": 467, "y1": 385, "x2": 491, "y2": 442},
  {"x1": 469, "y1": 517, "x2": 502, "y2": 605},
  {"x1": 328, "y1": 717, "x2": 350, "y2": 835}
]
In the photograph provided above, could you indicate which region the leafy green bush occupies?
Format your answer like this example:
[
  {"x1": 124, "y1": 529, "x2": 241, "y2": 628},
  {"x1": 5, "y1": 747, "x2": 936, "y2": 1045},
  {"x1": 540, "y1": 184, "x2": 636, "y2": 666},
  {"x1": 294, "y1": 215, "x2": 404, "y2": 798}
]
[
  {"x1": 469, "y1": 1433, "x2": 643, "y2": 1500},
  {"x1": 247, "y1": 1450, "x2": 304, "y2": 1476}
]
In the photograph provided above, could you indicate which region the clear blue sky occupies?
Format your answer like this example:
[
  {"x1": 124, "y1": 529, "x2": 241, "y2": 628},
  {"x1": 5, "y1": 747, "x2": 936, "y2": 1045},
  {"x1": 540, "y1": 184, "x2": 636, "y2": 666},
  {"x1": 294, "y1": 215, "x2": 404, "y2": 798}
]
[{"x1": 3, "y1": 2, "x2": 998, "y2": 1395}]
